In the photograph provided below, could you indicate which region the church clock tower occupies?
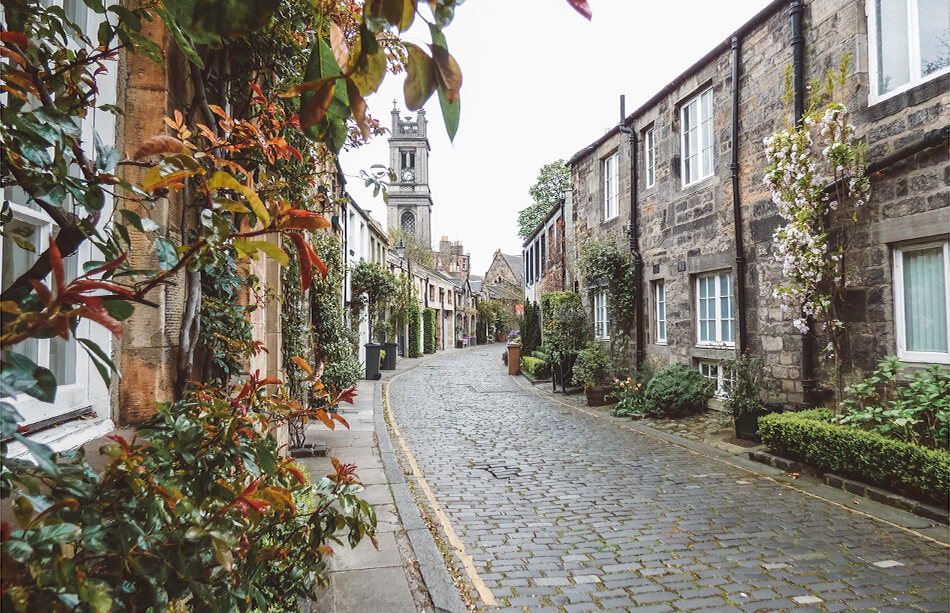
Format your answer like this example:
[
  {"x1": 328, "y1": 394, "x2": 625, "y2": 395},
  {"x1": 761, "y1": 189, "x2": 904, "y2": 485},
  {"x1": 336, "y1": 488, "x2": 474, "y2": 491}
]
[{"x1": 387, "y1": 105, "x2": 433, "y2": 248}]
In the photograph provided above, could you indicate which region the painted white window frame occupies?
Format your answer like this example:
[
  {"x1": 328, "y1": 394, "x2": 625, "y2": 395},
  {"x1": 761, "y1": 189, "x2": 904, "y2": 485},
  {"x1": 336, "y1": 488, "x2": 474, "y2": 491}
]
[
  {"x1": 1, "y1": 1, "x2": 117, "y2": 442},
  {"x1": 603, "y1": 152, "x2": 619, "y2": 221},
  {"x1": 866, "y1": 0, "x2": 950, "y2": 105},
  {"x1": 594, "y1": 289, "x2": 610, "y2": 340},
  {"x1": 893, "y1": 239, "x2": 950, "y2": 364},
  {"x1": 644, "y1": 128, "x2": 656, "y2": 188},
  {"x1": 695, "y1": 271, "x2": 735, "y2": 347},
  {"x1": 698, "y1": 360, "x2": 732, "y2": 397},
  {"x1": 680, "y1": 88, "x2": 714, "y2": 187},
  {"x1": 654, "y1": 280, "x2": 667, "y2": 344}
]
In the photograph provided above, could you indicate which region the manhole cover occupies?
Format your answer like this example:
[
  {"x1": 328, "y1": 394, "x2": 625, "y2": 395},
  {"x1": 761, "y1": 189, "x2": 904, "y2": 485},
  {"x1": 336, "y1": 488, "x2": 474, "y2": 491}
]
[
  {"x1": 470, "y1": 384, "x2": 511, "y2": 393},
  {"x1": 472, "y1": 462, "x2": 521, "y2": 479}
]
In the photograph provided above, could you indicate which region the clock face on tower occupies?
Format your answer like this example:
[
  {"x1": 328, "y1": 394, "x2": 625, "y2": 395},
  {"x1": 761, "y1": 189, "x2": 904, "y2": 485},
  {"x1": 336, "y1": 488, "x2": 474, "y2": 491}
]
[{"x1": 402, "y1": 168, "x2": 414, "y2": 182}]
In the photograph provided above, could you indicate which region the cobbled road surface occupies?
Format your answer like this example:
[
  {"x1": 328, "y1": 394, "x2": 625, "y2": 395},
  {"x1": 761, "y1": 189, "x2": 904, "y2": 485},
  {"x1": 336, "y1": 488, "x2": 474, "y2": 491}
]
[{"x1": 387, "y1": 346, "x2": 949, "y2": 613}]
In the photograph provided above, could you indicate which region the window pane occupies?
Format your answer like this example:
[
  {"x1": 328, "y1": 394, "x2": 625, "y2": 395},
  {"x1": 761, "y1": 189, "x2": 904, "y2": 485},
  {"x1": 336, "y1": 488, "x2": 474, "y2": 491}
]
[
  {"x1": 918, "y1": 0, "x2": 950, "y2": 77},
  {"x1": 903, "y1": 246, "x2": 948, "y2": 352},
  {"x1": 876, "y1": 0, "x2": 911, "y2": 94}
]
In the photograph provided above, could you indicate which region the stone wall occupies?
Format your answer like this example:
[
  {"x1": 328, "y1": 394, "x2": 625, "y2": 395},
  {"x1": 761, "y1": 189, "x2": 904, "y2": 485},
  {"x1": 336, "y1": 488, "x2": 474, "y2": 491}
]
[{"x1": 569, "y1": 0, "x2": 949, "y2": 407}]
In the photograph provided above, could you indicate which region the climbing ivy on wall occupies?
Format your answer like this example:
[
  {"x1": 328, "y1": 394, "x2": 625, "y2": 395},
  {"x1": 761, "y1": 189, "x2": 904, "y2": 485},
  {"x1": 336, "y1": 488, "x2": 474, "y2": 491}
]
[{"x1": 423, "y1": 308, "x2": 437, "y2": 354}]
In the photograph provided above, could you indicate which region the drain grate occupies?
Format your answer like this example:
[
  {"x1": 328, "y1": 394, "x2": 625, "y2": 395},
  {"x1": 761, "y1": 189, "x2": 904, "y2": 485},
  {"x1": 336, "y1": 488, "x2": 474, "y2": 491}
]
[
  {"x1": 472, "y1": 462, "x2": 521, "y2": 479},
  {"x1": 470, "y1": 384, "x2": 512, "y2": 393}
]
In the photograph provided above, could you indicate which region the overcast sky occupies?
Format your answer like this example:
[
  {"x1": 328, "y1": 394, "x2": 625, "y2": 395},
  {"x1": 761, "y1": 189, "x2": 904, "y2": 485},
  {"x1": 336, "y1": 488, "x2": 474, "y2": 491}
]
[{"x1": 339, "y1": 0, "x2": 773, "y2": 276}]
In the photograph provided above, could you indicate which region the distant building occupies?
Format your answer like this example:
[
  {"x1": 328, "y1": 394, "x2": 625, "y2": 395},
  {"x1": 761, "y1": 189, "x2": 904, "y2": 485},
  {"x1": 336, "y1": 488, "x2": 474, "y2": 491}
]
[{"x1": 523, "y1": 192, "x2": 574, "y2": 305}]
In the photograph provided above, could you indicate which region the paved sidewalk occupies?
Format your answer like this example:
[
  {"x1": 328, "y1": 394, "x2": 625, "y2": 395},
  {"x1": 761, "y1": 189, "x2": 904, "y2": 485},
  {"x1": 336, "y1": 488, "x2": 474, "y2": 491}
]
[{"x1": 301, "y1": 344, "x2": 479, "y2": 613}]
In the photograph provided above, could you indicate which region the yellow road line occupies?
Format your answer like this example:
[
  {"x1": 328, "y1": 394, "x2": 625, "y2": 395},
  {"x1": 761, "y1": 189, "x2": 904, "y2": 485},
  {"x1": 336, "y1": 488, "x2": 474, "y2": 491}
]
[
  {"x1": 384, "y1": 365, "x2": 498, "y2": 607},
  {"x1": 510, "y1": 374, "x2": 950, "y2": 548}
]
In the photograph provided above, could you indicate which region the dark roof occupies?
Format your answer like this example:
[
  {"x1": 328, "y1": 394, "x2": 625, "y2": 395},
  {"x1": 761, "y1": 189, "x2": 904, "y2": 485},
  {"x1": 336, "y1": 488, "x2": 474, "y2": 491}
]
[
  {"x1": 501, "y1": 253, "x2": 524, "y2": 283},
  {"x1": 568, "y1": 0, "x2": 785, "y2": 166}
]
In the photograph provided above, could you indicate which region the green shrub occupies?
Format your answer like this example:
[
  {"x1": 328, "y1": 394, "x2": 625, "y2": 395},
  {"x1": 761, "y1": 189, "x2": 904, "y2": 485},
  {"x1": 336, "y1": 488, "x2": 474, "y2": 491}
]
[
  {"x1": 572, "y1": 341, "x2": 611, "y2": 388},
  {"x1": 723, "y1": 352, "x2": 768, "y2": 418},
  {"x1": 521, "y1": 356, "x2": 551, "y2": 380},
  {"x1": 520, "y1": 301, "x2": 542, "y2": 355},
  {"x1": 759, "y1": 411, "x2": 950, "y2": 505},
  {"x1": 609, "y1": 361, "x2": 656, "y2": 417},
  {"x1": 840, "y1": 357, "x2": 950, "y2": 449},
  {"x1": 643, "y1": 363, "x2": 713, "y2": 418},
  {"x1": 423, "y1": 308, "x2": 436, "y2": 354},
  {"x1": 408, "y1": 306, "x2": 422, "y2": 357},
  {"x1": 476, "y1": 319, "x2": 487, "y2": 345},
  {"x1": 531, "y1": 350, "x2": 550, "y2": 362}
]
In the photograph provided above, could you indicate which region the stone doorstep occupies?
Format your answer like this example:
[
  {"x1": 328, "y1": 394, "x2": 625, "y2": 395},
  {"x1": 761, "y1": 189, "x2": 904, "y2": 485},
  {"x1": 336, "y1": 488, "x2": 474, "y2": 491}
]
[{"x1": 748, "y1": 450, "x2": 949, "y2": 525}]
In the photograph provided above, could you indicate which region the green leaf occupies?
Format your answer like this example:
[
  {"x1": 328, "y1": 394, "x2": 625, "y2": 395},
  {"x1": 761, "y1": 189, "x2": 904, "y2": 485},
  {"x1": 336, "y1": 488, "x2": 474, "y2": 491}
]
[
  {"x1": 437, "y1": 85, "x2": 460, "y2": 142},
  {"x1": 0, "y1": 352, "x2": 57, "y2": 402},
  {"x1": 246, "y1": 240, "x2": 288, "y2": 266},
  {"x1": 30, "y1": 522, "x2": 82, "y2": 545},
  {"x1": 1, "y1": 539, "x2": 33, "y2": 563},
  {"x1": 156, "y1": 238, "x2": 179, "y2": 271},
  {"x1": 403, "y1": 43, "x2": 436, "y2": 111},
  {"x1": 101, "y1": 299, "x2": 134, "y2": 322},
  {"x1": 12, "y1": 434, "x2": 61, "y2": 480},
  {"x1": 118, "y1": 208, "x2": 144, "y2": 232},
  {"x1": 207, "y1": 172, "x2": 270, "y2": 227}
]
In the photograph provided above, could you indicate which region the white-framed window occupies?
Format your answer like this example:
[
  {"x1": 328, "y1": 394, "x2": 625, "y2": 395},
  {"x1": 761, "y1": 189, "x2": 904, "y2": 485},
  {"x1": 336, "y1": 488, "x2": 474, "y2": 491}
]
[
  {"x1": 866, "y1": 0, "x2": 950, "y2": 104},
  {"x1": 681, "y1": 88, "x2": 714, "y2": 187},
  {"x1": 698, "y1": 361, "x2": 732, "y2": 397},
  {"x1": 893, "y1": 240, "x2": 950, "y2": 363},
  {"x1": 594, "y1": 290, "x2": 610, "y2": 339},
  {"x1": 654, "y1": 280, "x2": 667, "y2": 344},
  {"x1": 696, "y1": 272, "x2": 735, "y2": 346},
  {"x1": 1, "y1": 1, "x2": 116, "y2": 439},
  {"x1": 644, "y1": 128, "x2": 656, "y2": 188},
  {"x1": 603, "y1": 152, "x2": 619, "y2": 220}
]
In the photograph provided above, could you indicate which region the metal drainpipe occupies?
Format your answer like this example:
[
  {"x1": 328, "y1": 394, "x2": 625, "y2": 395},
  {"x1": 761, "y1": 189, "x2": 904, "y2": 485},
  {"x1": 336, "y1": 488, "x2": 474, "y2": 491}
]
[
  {"x1": 731, "y1": 35, "x2": 748, "y2": 355},
  {"x1": 790, "y1": 0, "x2": 816, "y2": 407},
  {"x1": 619, "y1": 95, "x2": 645, "y2": 368}
]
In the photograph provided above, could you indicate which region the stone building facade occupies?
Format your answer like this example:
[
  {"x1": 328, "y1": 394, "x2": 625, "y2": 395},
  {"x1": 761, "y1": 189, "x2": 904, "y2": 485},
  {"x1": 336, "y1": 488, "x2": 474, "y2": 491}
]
[
  {"x1": 569, "y1": 0, "x2": 949, "y2": 405},
  {"x1": 523, "y1": 192, "x2": 574, "y2": 305},
  {"x1": 387, "y1": 108, "x2": 434, "y2": 249}
]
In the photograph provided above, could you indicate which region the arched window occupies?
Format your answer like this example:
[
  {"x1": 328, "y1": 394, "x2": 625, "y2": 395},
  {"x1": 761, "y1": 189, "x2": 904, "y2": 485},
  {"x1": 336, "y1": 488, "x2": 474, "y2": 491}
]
[{"x1": 401, "y1": 210, "x2": 415, "y2": 235}]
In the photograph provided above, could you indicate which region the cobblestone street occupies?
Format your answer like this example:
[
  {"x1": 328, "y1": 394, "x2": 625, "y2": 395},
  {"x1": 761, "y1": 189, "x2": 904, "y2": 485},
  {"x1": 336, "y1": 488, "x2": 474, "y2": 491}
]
[{"x1": 387, "y1": 346, "x2": 949, "y2": 613}]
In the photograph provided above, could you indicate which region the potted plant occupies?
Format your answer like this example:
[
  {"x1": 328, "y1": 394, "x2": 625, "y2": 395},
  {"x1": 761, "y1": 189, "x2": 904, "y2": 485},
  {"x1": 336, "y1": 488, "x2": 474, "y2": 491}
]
[
  {"x1": 506, "y1": 329, "x2": 521, "y2": 376},
  {"x1": 724, "y1": 352, "x2": 776, "y2": 442},
  {"x1": 377, "y1": 320, "x2": 397, "y2": 370},
  {"x1": 573, "y1": 341, "x2": 612, "y2": 406}
]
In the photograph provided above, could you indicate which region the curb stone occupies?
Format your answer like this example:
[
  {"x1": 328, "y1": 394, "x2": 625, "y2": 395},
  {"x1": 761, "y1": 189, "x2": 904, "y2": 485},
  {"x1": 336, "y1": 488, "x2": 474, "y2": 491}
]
[{"x1": 375, "y1": 358, "x2": 468, "y2": 613}]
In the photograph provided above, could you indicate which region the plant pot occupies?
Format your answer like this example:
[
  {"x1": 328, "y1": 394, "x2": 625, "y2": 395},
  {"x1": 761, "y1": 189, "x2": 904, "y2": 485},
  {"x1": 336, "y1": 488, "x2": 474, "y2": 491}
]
[
  {"x1": 507, "y1": 343, "x2": 521, "y2": 375},
  {"x1": 364, "y1": 343, "x2": 382, "y2": 380},
  {"x1": 734, "y1": 410, "x2": 767, "y2": 442},
  {"x1": 381, "y1": 342, "x2": 398, "y2": 370},
  {"x1": 584, "y1": 384, "x2": 609, "y2": 407}
]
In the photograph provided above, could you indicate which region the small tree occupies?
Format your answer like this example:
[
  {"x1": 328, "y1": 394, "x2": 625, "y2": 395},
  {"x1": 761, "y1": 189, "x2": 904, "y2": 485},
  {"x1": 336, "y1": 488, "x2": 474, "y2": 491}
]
[
  {"x1": 765, "y1": 57, "x2": 869, "y2": 405},
  {"x1": 517, "y1": 159, "x2": 570, "y2": 239},
  {"x1": 520, "y1": 300, "x2": 542, "y2": 355}
]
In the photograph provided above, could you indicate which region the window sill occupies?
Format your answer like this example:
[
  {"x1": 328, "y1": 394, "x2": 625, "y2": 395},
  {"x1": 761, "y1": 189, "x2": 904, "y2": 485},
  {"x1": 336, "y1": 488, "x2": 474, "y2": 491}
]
[
  {"x1": 897, "y1": 352, "x2": 950, "y2": 366},
  {"x1": 6, "y1": 415, "x2": 115, "y2": 461},
  {"x1": 691, "y1": 345, "x2": 735, "y2": 360},
  {"x1": 681, "y1": 174, "x2": 714, "y2": 191}
]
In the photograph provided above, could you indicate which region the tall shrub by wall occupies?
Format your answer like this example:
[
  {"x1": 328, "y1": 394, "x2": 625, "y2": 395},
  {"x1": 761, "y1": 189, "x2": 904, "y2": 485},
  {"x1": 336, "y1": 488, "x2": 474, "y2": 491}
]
[
  {"x1": 423, "y1": 308, "x2": 437, "y2": 354},
  {"x1": 409, "y1": 305, "x2": 422, "y2": 358}
]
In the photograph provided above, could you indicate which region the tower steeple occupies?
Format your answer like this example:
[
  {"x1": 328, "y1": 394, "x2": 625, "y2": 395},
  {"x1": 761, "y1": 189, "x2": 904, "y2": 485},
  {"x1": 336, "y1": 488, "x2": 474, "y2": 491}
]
[{"x1": 386, "y1": 106, "x2": 433, "y2": 248}]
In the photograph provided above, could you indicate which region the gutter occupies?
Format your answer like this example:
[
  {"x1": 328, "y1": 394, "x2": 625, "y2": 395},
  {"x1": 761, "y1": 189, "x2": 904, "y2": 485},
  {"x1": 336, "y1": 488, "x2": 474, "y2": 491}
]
[
  {"x1": 731, "y1": 35, "x2": 748, "y2": 355},
  {"x1": 789, "y1": 0, "x2": 817, "y2": 408},
  {"x1": 619, "y1": 96, "x2": 645, "y2": 368}
]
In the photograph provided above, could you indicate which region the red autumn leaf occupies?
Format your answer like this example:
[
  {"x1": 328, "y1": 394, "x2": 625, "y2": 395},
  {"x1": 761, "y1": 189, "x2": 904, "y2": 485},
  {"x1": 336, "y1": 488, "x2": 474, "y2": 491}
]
[
  {"x1": 0, "y1": 46, "x2": 27, "y2": 68},
  {"x1": 0, "y1": 31, "x2": 29, "y2": 47},
  {"x1": 336, "y1": 385, "x2": 358, "y2": 405},
  {"x1": 566, "y1": 0, "x2": 592, "y2": 20},
  {"x1": 280, "y1": 210, "x2": 331, "y2": 230},
  {"x1": 77, "y1": 298, "x2": 123, "y2": 335},
  {"x1": 239, "y1": 476, "x2": 261, "y2": 499},
  {"x1": 284, "y1": 463, "x2": 305, "y2": 485},
  {"x1": 298, "y1": 80, "x2": 337, "y2": 129},
  {"x1": 80, "y1": 252, "x2": 128, "y2": 279},
  {"x1": 231, "y1": 381, "x2": 252, "y2": 407},
  {"x1": 28, "y1": 279, "x2": 53, "y2": 307},
  {"x1": 314, "y1": 409, "x2": 335, "y2": 430},
  {"x1": 290, "y1": 356, "x2": 313, "y2": 377},
  {"x1": 330, "y1": 412, "x2": 349, "y2": 429},
  {"x1": 1, "y1": 521, "x2": 10, "y2": 542},
  {"x1": 285, "y1": 231, "x2": 314, "y2": 291},
  {"x1": 48, "y1": 238, "x2": 66, "y2": 296},
  {"x1": 132, "y1": 135, "x2": 189, "y2": 160}
]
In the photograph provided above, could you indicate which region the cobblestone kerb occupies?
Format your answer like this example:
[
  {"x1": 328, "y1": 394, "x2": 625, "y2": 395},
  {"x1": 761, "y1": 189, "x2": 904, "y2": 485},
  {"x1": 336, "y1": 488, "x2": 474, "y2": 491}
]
[{"x1": 386, "y1": 346, "x2": 950, "y2": 613}]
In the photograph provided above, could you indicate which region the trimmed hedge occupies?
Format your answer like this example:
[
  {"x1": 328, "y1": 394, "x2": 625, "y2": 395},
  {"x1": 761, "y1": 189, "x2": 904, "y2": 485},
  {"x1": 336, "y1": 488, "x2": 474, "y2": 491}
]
[
  {"x1": 521, "y1": 356, "x2": 551, "y2": 380},
  {"x1": 423, "y1": 308, "x2": 436, "y2": 354},
  {"x1": 759, "y1": 411, "x2": 950, "y2": 505},
  {"x1": 408, "y1": 306, "x2": 422, "y2": 357},
  {"x1": 643, "y1": 363, "x2": 712, "y2": 418}
]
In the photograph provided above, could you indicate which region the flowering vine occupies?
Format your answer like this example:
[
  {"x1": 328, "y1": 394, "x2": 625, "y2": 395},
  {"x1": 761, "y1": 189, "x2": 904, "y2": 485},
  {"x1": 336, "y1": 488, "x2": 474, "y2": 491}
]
[{"x1": 764, "y1": 62, "x2": 870, "y2": 404}]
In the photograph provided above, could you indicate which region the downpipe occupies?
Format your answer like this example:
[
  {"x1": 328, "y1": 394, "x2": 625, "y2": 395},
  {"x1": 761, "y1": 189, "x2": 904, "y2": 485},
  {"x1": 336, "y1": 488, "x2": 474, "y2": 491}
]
[{"x1": 619, "y1": 96, "x2": 645, "y2": 369}]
